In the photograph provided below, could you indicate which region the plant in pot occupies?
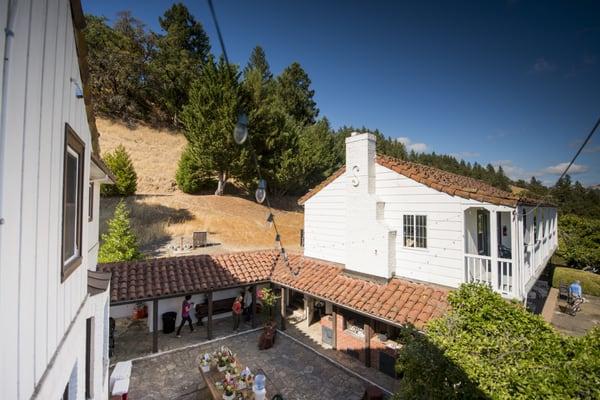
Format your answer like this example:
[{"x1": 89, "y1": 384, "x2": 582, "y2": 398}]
[
  {"x1": 258, "y1": 288, "x2": 279, "y2": 324},
  {"x1": 222, "y1": 383, "x2": 235, "y2": 400},
  {"x1": 200, "y1": 353, "x2": 211, "y2": 372}
]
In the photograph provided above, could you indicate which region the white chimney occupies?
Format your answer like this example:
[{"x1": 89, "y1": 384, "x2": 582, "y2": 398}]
[{"x1": 344, "y1": 132, "x2": 396, "y2": 279}]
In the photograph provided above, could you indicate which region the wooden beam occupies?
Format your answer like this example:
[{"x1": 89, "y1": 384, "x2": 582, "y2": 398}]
[
  {"x1": 207, "y1": 291, "x2": 213, "y2": 340},
  {"x1": 251, "y1": 286, "x2": 258, "y2": 328},
  {"x1": 280, "y1": 287, "x2": 287, "y2": 331},
  {"x1": 364, "y1": 319, "x2": 372, "y2": 368},
  {"x1": 152, "y1": 299, "x2": 158, "y2": 353},
  {"x1": 331, "y1": 306, "x2": 337, "y2": 350}
]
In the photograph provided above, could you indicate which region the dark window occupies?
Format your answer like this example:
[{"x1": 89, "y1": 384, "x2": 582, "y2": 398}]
[
  {"x1": 533, "y1": 212, "x2": 538, "y2": 242},
  {"x1": 343, "y1": 310, "x2": 367, "y2": 335},
  {"x1": 477, "y1": 210, "x2": 489, "y2": 256},
  {"x1": 522, "y1": 209, "x2": 527, "y2": 238},
  {"x1": 86, "y1": 318, "x2": 94, "y2": 399},
  {"x1": 88, "y1": 183, "x2": 94, "y2": 222},
  {"x1": 62, "y1": 124, "x2": 85, "y2": 281},
  {"x1": 415, "y1": 215, "x2": 427, "y2": 248}
]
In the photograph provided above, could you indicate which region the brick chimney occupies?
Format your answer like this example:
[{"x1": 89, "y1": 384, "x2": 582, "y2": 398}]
[{"x1": 344, "y1": 132, "x2": 396, "y2": 279}]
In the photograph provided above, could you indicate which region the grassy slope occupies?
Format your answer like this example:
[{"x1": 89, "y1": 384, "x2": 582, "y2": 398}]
[{"x1": 97, "y1": 118, "x2": 304, "y2": 256}]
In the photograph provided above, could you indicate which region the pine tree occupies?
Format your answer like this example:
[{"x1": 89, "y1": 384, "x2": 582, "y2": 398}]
[
  {"x1": 149, "y1": 3, "x2": 211, "y2": 125},
  {"x1": 180, "y1": 57, "x2": 243, "y2": 195},
  {"x1": 101, "y1": 145, "x2": 138, "y2": 196},
  {"x1": 244, "y1": 46, "x2": 272, "y2": 82},
  {"x1": 98, "y1": 200, "x2": 141, "y2": 263},
  {"x1": 275, "y1": 62, "x2": 319, "y2": 125}
]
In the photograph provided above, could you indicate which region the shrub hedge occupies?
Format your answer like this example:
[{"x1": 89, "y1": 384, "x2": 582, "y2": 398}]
[{"x1": 552, "y1": 267, "x2": 600, "y2": 297}]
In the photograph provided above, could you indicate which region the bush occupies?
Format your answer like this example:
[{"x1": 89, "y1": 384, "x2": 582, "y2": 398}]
[
  {"x1": 552, "y1": 267, "x2": 600, "y2": 297},
  {"x1": 557, "y1": 214, "x2": 600, "y2": 269},
  {"x1": 394, "y1": 284, "x2": 600, "y2": 400},
  {"x1": 98, "y1": 200, "x2": 141, "y2": 263},
  {"x1": 175, "y1": 145, "x2": 216, "y2": 194},
  {"x1": 101, "y1": 145, "x2": 137, "y2": 196}
]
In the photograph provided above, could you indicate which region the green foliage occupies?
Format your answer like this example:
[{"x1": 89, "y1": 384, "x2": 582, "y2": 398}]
[
  {"x1": 556, "y1": 214, "x2": 600, "y2": 270},
  {"x1": 101, "y1": 145, "x2": 137, "y2": 196},
  {"x1": 244, "y1": 46, "x2": 272, "y2": 82},
  {"x1": 552, "y1": 267, "x2": 600, "y2": 296},
  {"x1": 274, "y1": 62, "x2": 319, "y2": 125},
  {"x1": 175, "y1": 145, "x2": 216, "y2": 193},
  {"x1": 394, "y1": 284, "x2": 600, "y2": 400},
  {"x1": 258, "y1": 287, "x2": 279, "y2": 320},
  {"x1": 84, "y1": 13, "x2": 151, "y2": 122},
  {"x1": 180, "y1": 57, "x2": 244, "y2": 195},
  {"x1": 148, "y1": 3, "x2": 211, "y2": 125},
  {"x1": 98, "y1": 200, "x2": 141, "y2": 263}
]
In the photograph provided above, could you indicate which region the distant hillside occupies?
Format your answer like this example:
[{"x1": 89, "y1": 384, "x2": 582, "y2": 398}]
[{"x1": 97, "y1": 118, "x2": 303, "y2": 257}]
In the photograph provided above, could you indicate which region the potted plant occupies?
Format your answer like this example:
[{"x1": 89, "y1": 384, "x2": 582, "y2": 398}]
[
  {"x1": 258, "y1": 288, "x2": 279, "y2": 322},
  {"x1": 214, "y1": 347, "x2": 235, "y2": 372},
  {"x1": 200, "y1": 353, "x2": 211, "y2": 373},
  {"x1": 222, "y1": 384, "x2": 235, "y2": 400}
]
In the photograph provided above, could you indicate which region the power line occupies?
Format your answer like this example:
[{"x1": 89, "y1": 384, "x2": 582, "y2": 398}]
[
  {"x1": 206, "y1": 0, "x2": 297, "y2": 275},
  {"x1": 524, "y1": 116, "x2": 600, "y2": 216}
]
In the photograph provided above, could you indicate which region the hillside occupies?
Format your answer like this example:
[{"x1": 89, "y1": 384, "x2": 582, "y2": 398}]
[{"x1": 97, "y1": 118, "x2": 304, "y2": 257}]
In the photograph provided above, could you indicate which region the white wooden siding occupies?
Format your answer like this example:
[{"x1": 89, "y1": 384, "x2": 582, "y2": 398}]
[
  {"x1": 303, "y1": 172, "x2": 347, "y2": 264},
  {"x1": 0, "y1": 0, "x2": 101, "y2": 398}
]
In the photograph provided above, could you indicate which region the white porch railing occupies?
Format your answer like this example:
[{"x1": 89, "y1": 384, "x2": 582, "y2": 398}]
[{"x1": 465, "y1": 255, "x2": 514, "y2": 296}]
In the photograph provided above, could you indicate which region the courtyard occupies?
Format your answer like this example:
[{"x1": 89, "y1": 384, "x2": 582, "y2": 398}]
[{"x1": 126, "y1": 329, "x2": 388, "y2": 400}]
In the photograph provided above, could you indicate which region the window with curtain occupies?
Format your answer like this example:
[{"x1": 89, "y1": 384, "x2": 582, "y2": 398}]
[{"x1": 403, "y1": 214, "x2": 427, "y2": 248}]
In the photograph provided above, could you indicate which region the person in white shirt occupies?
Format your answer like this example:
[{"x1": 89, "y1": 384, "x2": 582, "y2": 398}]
[{"x1": 244, "y1": 287, "x2": 253, "y2": 322}]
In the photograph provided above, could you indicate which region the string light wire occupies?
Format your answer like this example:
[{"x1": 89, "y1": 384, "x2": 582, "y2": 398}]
[{"x1": 206, "y1": 0, "x2": 297, "y2": 275}]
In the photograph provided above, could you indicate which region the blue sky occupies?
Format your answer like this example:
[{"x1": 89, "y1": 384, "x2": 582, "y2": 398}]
[{"x1": 82, "y1": 0, "x2": 600, "y2": 186}]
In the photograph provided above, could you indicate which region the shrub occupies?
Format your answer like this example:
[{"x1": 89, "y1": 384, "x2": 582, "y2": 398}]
[
  {"x1": 552, "y1": 267, "x2": 600, "y2": 297},
  {"x1": 98, "y1": 200, "x2": 141, "y2": 263},
  {"x1": 101, "y1": 145, "x2": 137, "y2": 196},
  {"x1": 175, "y1": 145, "x2": 216, "y2": 194},
  {"x1": 557, "y1": 214, "x2": 600, "y2": 269},
  {"x1": 394, "y1": 284, "x2": 600, "y2": 400}
]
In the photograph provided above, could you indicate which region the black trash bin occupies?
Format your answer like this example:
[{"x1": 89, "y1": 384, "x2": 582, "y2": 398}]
[{"x1": 162, "y1": 311, "x2": 177, "y2": 334}]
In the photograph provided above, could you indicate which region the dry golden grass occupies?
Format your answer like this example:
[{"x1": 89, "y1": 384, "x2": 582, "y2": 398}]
[{"x1": 97, "y1": 118, "x2": 304, "y2": 256}]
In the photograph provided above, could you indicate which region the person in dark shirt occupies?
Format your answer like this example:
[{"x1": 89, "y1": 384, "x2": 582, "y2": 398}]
[{"x1": 176, "y1": 295, "x2": 194, "y2": 337}]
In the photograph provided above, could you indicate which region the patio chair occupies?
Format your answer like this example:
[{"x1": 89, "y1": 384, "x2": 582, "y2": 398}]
[{"x1": 558, "y1": 281, "x2": 570, "y2": 300}]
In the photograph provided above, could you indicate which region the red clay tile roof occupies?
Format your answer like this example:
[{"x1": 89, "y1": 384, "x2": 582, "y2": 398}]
[
  {"x1": 271, "y1": 254, "x2": 449, "y2": 329},
  {"x1": 98, "y1": 250, "x2": 277, "y2": 303},
  {"x1": 298, "y1": 154, "x2": 551, "y2": 207},
  {"x1": 100, "y1": 250, "x2": 450, "y2": 328}
]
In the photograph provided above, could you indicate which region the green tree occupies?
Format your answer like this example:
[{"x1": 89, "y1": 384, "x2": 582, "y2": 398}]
[
  {"x1": 84, "y1": 13, "x2": 150, "y2": 122},
  {"x1": 557, "y1": 214, "x2": 600, "y2": 269},
  {"x1": 180, "y1": 57, "x2": 243, "y2": 195},
  {"x1": 98, "y1": 200, "x2": 141, "y2": 263},
  {"x1": 149, "y1": 3, "x2": 211, "y2": 125},
  {"x1": 274, "y1": 62, "x2": 319, "y2": 125},
  {"x1": 394, "y1": 284, "x2": 600, "y2": 399},
  {"x1": 101, "y1": 145, "x2": 138, "y2": 196},
  {"x1": 244, "y1": 45, "x2": 272, "y2": 82},
  {"x1": 175, "y1": 145, "x2": 216, "y2": 193}
]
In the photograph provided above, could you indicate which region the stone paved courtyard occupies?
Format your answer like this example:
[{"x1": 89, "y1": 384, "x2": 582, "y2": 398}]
[{"x1": 128, "y1": 329, "x2": 382, "y2": 400}]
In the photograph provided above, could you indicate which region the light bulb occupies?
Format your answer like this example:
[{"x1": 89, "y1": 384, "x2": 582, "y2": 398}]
[
  {"x1": 266, "y1": 212, "x2": 274, "y2": 228},
  {"x1": 255, "y1": 179, "x2": 267, "y2": 204},
  {"x1": 233, "y1": 113, "x2": 248, "y2": 144}
]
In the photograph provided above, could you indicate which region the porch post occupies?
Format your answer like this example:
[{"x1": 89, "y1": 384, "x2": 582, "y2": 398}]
[
  {"x1": 280, "y1": 287, "x2": 287, "y2": 331},
  {"x1": 512, "y1": 210, "x2": 521, "y2": 299},
  {"x1": 490, "y1": 209, "x2": 499, "y2": 291},
  {"x1": 251, "y1": 286, "x2": 258, "y2": 328},
  {"x1": 364, "y1": 319, "x2": 372, "y2": 368},
  {"x1": 331, "y1": 306, "x2": 337, "y2": 350},
  {"x1": 207, "y1": 291, "x2": 213, "y2": 340},
  {"x1": 152, "y1": 298, "x2": 158, "y2": 353}
]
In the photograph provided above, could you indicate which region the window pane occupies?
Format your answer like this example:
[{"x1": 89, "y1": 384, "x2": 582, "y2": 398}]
[
  {"x1": 403, "y1": 215, "x2": 415, "y2": 247},
  {"x1": 415, "y1": 215, "x2": 427, "y2": 248},
  {"x1": 63, "y1": 151, "x2": 79, "y2": 261}
]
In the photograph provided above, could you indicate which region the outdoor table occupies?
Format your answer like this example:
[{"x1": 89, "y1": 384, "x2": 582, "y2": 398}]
[{"x1": 199, "y1": 365, "x2": 278, "y2": 400}]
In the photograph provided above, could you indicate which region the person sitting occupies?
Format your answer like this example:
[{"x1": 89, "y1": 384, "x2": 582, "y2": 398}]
[{"x1": 569, "y1": 280, "x2": 583, "y2": 300}]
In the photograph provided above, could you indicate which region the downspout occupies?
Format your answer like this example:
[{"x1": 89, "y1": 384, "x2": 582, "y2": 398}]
[{"x1": 0, "y1": 0, "x2": 18, "y2": 230}]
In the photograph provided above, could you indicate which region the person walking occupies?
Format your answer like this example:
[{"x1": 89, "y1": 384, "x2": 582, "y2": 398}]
[
  {"x1": 232, "y1": 296, "x2": 242, "y2": 332},
  {"x1": 176, "y1": 295, "x2": 194, "y2": 338}
]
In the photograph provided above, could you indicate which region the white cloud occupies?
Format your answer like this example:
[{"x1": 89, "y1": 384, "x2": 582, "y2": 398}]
[
  {"x1": 492, "y1": 160, "x2": 532, "y2": 181},
  {"x1": 450, "y1": 151, "x2": 480, "y2": 159},
  {"x1": 532, "y1": 58, "x2": 557, "y2": 73},
  {"x1": 542, "y1": 162, "x2": 589, "y2": 175},
  {"x1": 396, "y1": 137, "x2": 428, "y2": 153}
]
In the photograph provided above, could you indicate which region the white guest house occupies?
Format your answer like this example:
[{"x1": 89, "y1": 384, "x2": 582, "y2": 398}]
[
  {"x1": 300, "y1": 132, "x2": 558, "y2": 301},
  {"x1": 0, "y1": 0, "x2": 114, "y2": 399}
]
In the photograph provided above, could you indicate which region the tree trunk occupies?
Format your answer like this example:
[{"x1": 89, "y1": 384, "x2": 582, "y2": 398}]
[{"x1": 215, "y1": 171, "x2": 227, "y2": 196}]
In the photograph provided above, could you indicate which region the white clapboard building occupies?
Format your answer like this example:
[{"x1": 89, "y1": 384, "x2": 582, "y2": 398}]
[
  {"x1": 0, "y1": 0, "x2": 113, "y2": 399},
  {"x1": 299, "y1": 132, "x2": 558, "y2": 301}
]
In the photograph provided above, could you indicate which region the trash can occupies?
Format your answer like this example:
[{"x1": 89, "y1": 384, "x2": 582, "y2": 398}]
[{"x1": 162, "y1": 312, "x2": 177, "y2": 334}]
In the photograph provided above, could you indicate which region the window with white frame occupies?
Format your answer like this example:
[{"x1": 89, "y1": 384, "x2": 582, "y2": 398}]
[
  {"x1": 62, "y1": 124, "x2": 85, "y2": 281},
  {"x1": 403, "y1": 214, "x2": 427, "y2": 248}
]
